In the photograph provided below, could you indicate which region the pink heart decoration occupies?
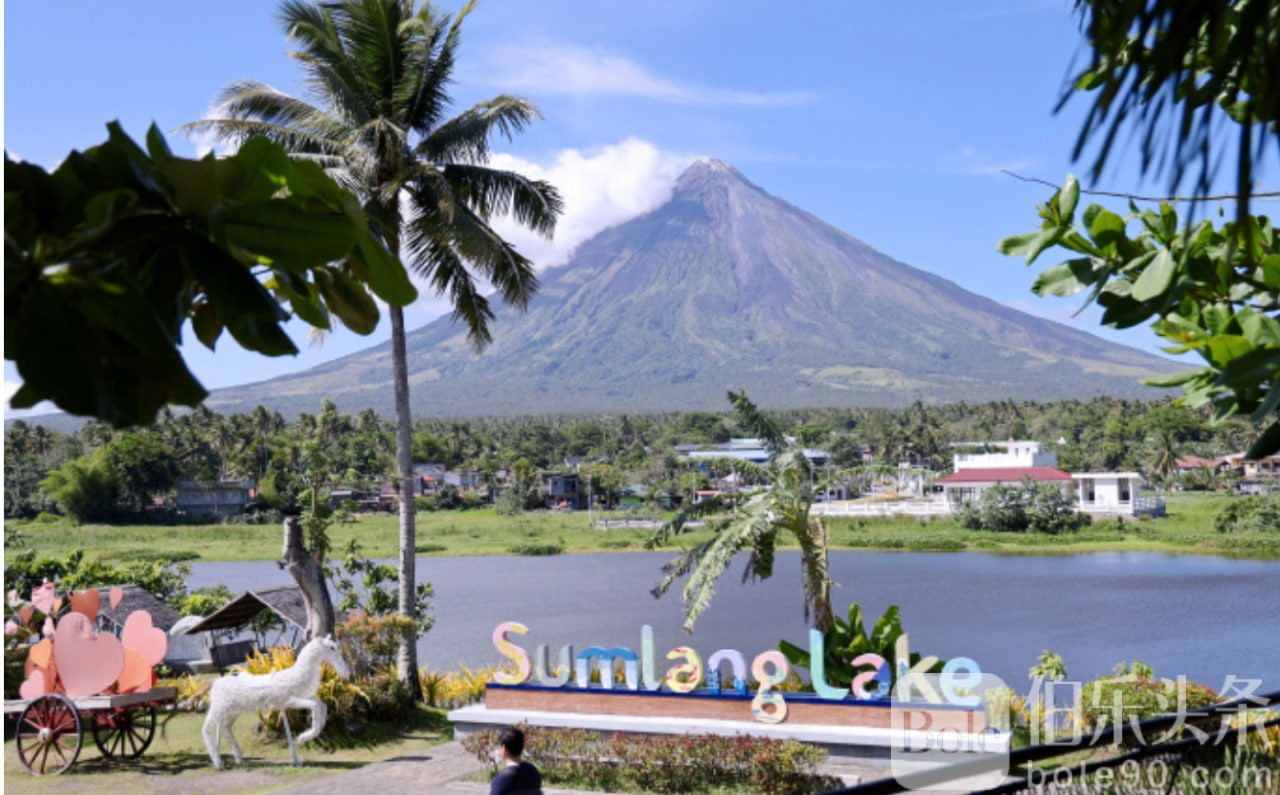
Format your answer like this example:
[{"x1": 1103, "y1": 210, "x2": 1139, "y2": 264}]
[
  {"x1": 31, "y1": 582, "x2": 56, "y2": 615},
  {"x1": 69, "y1": 590, "x2": 99, "y2": 623},
  {"x1": 53, "y1": 612, "x2": 125, "y2": 698},
  {"x1": 19, "y1": 669, "x2": 48, "y2": 701},
  {"x1": 116, "y1": 649, "x2": 153, "y2": 694},
  {"x1": 109, "y1": 587, "x2": 124, "y2": 610},
  {"x1": 121, "y1": 611, "x2": 167, "y2": 667}
]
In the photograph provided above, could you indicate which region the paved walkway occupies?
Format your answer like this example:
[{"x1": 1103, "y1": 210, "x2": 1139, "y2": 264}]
[{"x1": 273, "y1": 741, "x2": 871, "y2": 795}]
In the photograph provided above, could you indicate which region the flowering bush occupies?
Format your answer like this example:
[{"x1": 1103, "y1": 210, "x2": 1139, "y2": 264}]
[
  {"x1": 462, "y1": 725, "x2": 841, "y2": 794},
  {"x1": 419, "y1": 664, "x2": 496, "y2": 709},
  {"x1": 1079, "y1": 672, "x2": 1219, "y2": 739}
]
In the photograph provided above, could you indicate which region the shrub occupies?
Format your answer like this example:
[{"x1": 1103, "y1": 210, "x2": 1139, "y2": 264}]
[
  {"x1": 1078, "y1": 665, "x2": 1219, "y2": 742},
  {"x1": 956, "y1": 478, "x2": 1090, "y2": 534},
  {"x1": 461, "y1": 725, "x2": 840, "y2": 795},
  {"x1": 508, "y1": 542, "x2": 564, "y2": 556},
  {"x1": 336, "y1": 612, "x2": 416, "y2": 680},
  {"x1": 178, "y1": 584, "x2": 234, "y2": 617},
  {"x1": 418, "y1": 664, "x2": 496, "y2": 709},
  {"x1": 164, "y1": 673, "x2": 212, "y2": 712},
  {"x1": 1215, "y1": 494, "x2": 1280, "y2": 533}
]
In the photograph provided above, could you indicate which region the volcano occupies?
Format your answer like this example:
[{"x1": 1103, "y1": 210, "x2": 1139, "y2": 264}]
[{"x1": 206, "y1": 159, "x2": 1174, "y2": 417}]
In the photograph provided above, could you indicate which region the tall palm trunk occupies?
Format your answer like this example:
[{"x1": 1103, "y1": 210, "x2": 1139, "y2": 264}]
[{"x1": 390, "y1": 304, "x2": 421, "y2": 697}]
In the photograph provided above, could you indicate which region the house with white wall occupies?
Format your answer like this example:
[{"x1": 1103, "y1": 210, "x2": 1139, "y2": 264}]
[
  {"x1": 938, "y1": 441, "x2": 1163, "y2": 517},
  {"x1": 1072, "y1": 473, "x2": 1162, "y2": 516}
]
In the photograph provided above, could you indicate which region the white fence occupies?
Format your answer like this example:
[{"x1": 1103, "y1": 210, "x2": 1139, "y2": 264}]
[{"x1": 812, "y1": 499, "x2": 952, "y2": 518}]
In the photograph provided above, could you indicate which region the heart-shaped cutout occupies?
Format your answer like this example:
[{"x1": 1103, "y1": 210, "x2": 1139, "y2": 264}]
[
  {"x1": 122, "y1": 611, "x2": 167, "y2": 667},
  {"x1": 109, "y1": 587, "x2": 124, "y2": 610},
  {"x1": 31, "y1": 582, "x2": 56, "y2": 615},
  {"x1": 24, "y1": 647, "x2": 57, "y2": 691},
  {"x1": 116, "y1": 649, "x2": 153, "y2": 694},
  {"x1": 69, "y1": 590, "x2": 99, "y2": 623},
  {"x1": 19, "y1": 669, "x2": 48, "y2": 701},
  {"x1": 29, "y1": 637, "x2": 54, "y2": 669},
  {"x1": 53, "y1": 612, "x2": 125, "y2": 698}
]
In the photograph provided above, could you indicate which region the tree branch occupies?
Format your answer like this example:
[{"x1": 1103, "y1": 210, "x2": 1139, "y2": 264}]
[{"x1": 1002, "y1": 170, "x2": 1280, "y2": 203}]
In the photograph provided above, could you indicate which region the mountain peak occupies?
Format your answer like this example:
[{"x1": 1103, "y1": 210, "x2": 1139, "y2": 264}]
[
  {"x1": 206, "y1": 160, "x2": 1177, "y2": 418},
  {"x1": 675, "y1": 157, "x2": 748, "y2": 189}
]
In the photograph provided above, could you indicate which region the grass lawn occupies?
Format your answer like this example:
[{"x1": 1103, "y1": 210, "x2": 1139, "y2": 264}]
[
  {"x1": 3, "y1": 704, "x2": 451, "y2": 794},
  {"x1": 7, "y1": 492, "x2": 1277, "y2": 564}
]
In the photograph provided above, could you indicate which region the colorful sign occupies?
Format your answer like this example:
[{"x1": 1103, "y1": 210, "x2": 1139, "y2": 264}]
[{"x1": 492, "y1": 622, "x2": 983, "y2": 724}]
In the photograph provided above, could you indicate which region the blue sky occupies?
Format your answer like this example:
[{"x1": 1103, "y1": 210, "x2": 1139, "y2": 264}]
[{"x1": 6, "y1": 1, "x2": 1272, "y2": 418}]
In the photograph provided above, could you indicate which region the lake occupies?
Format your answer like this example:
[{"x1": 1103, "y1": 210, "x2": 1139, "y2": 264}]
[{"x1": 187, "y1": 550, "x2": 1278, "y2": 692}]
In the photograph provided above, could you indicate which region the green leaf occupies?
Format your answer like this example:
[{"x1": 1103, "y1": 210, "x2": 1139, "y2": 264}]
[
  {"x1": 1025, "y1": 228, "x2": 1064, "y2": 264},
  {"x1": 1141, "y1": 368, "x2": 1206, "y2": 387},
  {"x1": 1056, "y1": 175, "x2": 1080, "y2": 219},
  {"x1": 997, "y1": 232, "x2": 1038, "y2": 257},
  {"x1": 1245, "y1": 420, "x2": 1280, "y2": 460},
  {"x1": 222, "y1": 200, "x2": 358, "y2": 267},
  {"x1": 314, "y1": 267, "x2": 378, "y2": 334},
  {"x1": 1088, "y1": 208, "x2": 1126, "y2": 250},
  {"x1": 1031, "y1": 258, "x2": 1094, "y2": 297},
  {"x1": 353, "y1": 236, "x2": 418, "y2": 306},
  {"x1": 1219, "y1": 347, "x2": 1280, "y2": 390},
  {"x1": 1260, "y1": 254, "x2": 1280, "y2": 290},
  {"x1": 1237, "y1": 307, "x2": 1280, "y2": 348},
  {"x1": 191, "y1": 300, "x2": 223, "y2": 349},
  {"x1": 1204, "y1": 334, "x2": 1253, "y2": 367},
  {"x1": 1131, "y1": 249, "x2": 1177, "y2": 301}
]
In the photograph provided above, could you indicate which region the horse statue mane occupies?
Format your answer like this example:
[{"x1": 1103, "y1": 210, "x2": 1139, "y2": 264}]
[{"x1": 202, "y1": 635, "x2": 348, "y2": 769}]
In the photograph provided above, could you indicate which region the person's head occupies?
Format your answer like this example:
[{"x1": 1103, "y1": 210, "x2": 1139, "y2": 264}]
[{"x1": 499, "y1": 726, "x2": 525, "y2": 761}]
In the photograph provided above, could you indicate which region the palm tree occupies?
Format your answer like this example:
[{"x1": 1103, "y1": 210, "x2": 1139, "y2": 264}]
[
  {"x1": 647, "y1": 391, "x2": 838, "y2": 633},
  {"x1": 186, "y1": 0, "x2": 562, "y2": 696}
]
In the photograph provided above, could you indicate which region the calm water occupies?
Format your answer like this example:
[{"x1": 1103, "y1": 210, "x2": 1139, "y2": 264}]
[{"x1": 187, "y1": 551, "x2": 1279, "y2": 691}]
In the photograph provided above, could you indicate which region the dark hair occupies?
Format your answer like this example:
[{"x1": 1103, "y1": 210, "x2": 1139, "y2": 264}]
[{"x1": 499, "y1": 726, "x2": 525, "y2": 758}]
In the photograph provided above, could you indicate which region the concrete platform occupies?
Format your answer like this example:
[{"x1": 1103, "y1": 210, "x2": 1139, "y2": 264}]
[{"x1": 447, "y1": 703, "x2": 1010, "y2": 768}]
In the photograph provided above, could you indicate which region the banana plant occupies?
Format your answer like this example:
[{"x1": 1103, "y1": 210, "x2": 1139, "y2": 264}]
[{"x1": 779, "y1": 602, "x2": 943, "y2": 691}]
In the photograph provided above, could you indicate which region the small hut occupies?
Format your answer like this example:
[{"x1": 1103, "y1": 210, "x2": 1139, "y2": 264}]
[
  {"x1": 95, "y1": 584, "x2": 182, "y2": 635},
  {"x1": 184, "y1": 586, "x2": 310, "y2": 669}
]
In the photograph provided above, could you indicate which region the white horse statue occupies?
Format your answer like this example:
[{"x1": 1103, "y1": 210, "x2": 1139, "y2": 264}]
[{"x1": 202, "y1": 635, "x2": 349, "y2": 769}]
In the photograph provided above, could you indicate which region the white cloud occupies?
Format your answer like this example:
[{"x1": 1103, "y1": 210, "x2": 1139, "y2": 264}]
[
  {"x1": 394, "y1": 139, "x2": 690, "y2": 326},
  {"x1": 482, "y1": 43, "x2": 810, "y2": 107},
  {"x1": 2, "y1": 377, "x2": 57, "y2": 421},
  {"x1": 487, "y1": 138, "x2": 695, "y2": 269}
]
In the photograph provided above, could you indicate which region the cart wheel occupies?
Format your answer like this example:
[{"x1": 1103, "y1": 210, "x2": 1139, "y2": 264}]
[
  {"x1": 92, "y1": 704, "x2": 157, "y2": 759},
  {"x1": 16, "y1": 694, "x2": 83, "y2": 775}
]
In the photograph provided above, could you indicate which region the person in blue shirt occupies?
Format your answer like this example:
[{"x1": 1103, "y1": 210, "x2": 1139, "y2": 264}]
[{"x1": 489, "y1": 726, "x2": 542, "y2": 795}]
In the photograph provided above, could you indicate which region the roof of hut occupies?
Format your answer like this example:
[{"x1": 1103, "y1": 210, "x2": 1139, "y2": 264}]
[
  {"x1": 96, "y1": 584, "x2": 182, "y2": 633},
  {"x1": 183, "y1": 585, "x2": 308, "y2": 634}
]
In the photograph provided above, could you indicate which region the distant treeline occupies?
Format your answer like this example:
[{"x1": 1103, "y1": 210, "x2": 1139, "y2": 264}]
[{"x1": 4, "y1": 396, "x2": 1255, "y2": 522}]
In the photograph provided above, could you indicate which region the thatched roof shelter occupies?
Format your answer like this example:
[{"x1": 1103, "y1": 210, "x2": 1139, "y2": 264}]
[
  {"x1": 183, "y1": 585, "x2": 309, "y2": 635},
  {"x1": 96, "y1": 584, "x2": 182, "y2": 633}
]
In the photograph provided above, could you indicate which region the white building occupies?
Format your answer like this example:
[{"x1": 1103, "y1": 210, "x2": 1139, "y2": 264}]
[
  {"x1": 1072, "y1": 472, "x2": 1164, "y2": 516},
  {"x1": 952, "y1": 440, "x2": 1058, "y2": 471},
  {"x1": 939, "y1": 441, "x2": 1163, "y2": 517}
]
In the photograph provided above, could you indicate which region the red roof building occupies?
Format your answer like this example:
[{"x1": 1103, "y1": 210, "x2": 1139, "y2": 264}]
[{"x1": 936, "y1": 467, "x2": 1073, "y2": 484}]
